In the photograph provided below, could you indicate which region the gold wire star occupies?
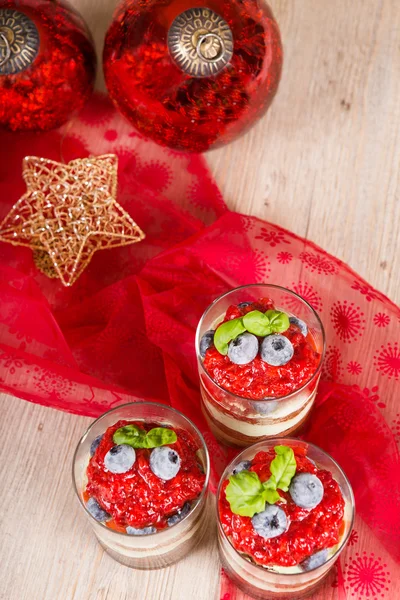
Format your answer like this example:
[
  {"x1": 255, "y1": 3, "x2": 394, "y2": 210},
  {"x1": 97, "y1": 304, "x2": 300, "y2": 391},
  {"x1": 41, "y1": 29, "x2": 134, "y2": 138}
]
[{"x1": 0, "y1": 154, "x2": 145, "y2": 286}]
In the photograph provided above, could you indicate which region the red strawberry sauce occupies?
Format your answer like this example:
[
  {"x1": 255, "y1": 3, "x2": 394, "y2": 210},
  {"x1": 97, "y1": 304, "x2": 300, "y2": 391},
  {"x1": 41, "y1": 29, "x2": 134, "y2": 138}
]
[
  {"x1": 203, "y1": 299, "x2": 321, "y2": 399},
  {"x1": 219, "y1": 447, "x2": 345, "y2": 567},
  {"x1": 86, "y1": 420, "x2": 205, "y2": 530}
]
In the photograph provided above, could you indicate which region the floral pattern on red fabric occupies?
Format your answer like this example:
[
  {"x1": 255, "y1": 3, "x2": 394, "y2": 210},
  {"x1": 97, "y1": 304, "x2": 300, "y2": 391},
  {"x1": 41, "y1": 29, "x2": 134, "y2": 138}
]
[
  {"x1": 255, "y1": 227, "x2": 291, "y2": 246},
  {"x1": 276, "y1": 251, "x2": 293, "y2": 264},
  {"x1": 136, "y1": 161, "x2": 173, "y2": 193},
  {"x1": 348, "y1": 530, "x2": 359, "y2": 546},
  {"x1": 0, "y1": 352, "x2": 24, "y2": 375},
  {"x1": 32, "y1": 368, "x2": 76, "y2": 402},
  {"x1": 343, "y1": 552, "x2": 391, "y2": 599},
  {"x1": 299, "y1": 250, "x2": 339, "y2": 275},
  {"x1": 225, "y1": 250, "x2": 271, "y2": 283},
  {"x1": 374, "y1": 313, "x2": 390, "y2": 327},
  {"x1": 350, "y1": 385, "x2": 384, "y2": 408},
  {"x1": 330, "y1": 300, "x2": 366, "y2": 343},
  {"x1": 286, "y1": 280, "x2": 323, "y2": 312},
  {"x1": 392, "y1": 413, "x2": 400, "y2": 444},
  {"x1": 321, "y1": 346, "x2": 343, "y2": 381},
  {"x1": 347, "y1": 361, "x2": 362, "y2": 375},
  {"x1": 374, "y1": 342, "x2": 400, "y2": 381}
]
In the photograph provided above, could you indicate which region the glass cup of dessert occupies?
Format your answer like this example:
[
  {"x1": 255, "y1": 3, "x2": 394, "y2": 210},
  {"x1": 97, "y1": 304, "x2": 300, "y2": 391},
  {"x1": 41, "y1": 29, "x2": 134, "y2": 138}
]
[
  {"x1": 217, "y1": 439, "x2": 355, "y2": 599},
  {"x1": 72, "y1": 402, "x2": 210, "y2": 569},
  {"x1": 196, "y1": 284, "x2": 325, "y2": 446}
]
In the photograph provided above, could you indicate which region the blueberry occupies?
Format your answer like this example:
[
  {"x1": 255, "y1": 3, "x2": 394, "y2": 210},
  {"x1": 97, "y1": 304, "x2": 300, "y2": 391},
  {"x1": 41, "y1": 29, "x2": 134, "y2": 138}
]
[
  {"x1": 300, "y1": 548, "x2": 329, "y2": 571},
  {"x1": 200, "y1": 330, "x2": 215, "y2": 358},
  {"x1": 260, "y1": 334, "x2": 294, "y2": 366},
  {"x1": 126, "y1": 526, "x2": 157, "y2": 535},
  {"x1": 86, "y1": 497, "x2": 111, "y2": 522},
  {"x1": 232, "y1": 460, "x2": 252, "y2": 475},
  {"x1": 104, "y1": 444, "x2": 136, "y2": 474},
  {"x1": 289, "y1": 473, "x2": 324, "y2": 509},
  {"x1": 228, "y1": 332, "x2": 258, "y2": 365},
  {"x1": 251, "y1": 505, "x2": 287, "y2": 539},
  {"x1": 149, "y1": 446, "x2": 181, "y2": 480},
  {"x1": 251, "y1": 400, "x2": 278, "y2": 415},
  {"x1": 90, "y1": 434, "x2": 103, "y2": 457},
  {"x1": 238, "y1": 302, "x2": 252, "y2": 308},
  {"x1": 167, "y1": 502, "x2": 191, "y2": 526},
  {"x1": 289, "y1": 316, "x2": 308, "y2": 337}
]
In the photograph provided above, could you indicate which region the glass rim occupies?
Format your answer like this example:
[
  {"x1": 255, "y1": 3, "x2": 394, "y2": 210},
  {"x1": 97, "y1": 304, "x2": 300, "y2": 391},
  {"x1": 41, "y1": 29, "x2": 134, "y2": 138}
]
[
  {"x1": 72, "y1": 401, "x2": 210, "y2": 538},
  {"x1": 195, "y1": 283, "x2": 326, "y2": 404},
  {"x1": 216, "y1": 437, "x2": 355, "y2": 578}
]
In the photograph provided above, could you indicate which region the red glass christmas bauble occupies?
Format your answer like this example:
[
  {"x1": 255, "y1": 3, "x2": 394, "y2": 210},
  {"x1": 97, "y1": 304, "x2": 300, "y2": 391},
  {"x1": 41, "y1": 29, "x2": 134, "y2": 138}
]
[
  {"x1": 103, "y1": 0, "x2": 282, "y2": 152},
  {"x1": 0, "y1": 0, "x2": 96, "y2": 132}
]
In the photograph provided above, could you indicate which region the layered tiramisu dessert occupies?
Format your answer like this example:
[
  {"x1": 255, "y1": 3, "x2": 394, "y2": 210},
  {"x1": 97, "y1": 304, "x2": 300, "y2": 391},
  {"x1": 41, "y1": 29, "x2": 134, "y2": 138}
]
[
  {"x1": 73, "y1": 403, "x2": 209, "y2": 569},
  {"x1": 196, "y1": 285, "x2": 325, "y2": 446},
  {"x1": 217, "y1": 440, "x2": 354, "y2": 599}
]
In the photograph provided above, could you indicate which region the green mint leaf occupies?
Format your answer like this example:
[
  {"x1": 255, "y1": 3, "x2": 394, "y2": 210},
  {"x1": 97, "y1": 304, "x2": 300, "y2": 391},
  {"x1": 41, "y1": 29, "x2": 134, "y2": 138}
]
[
  {"x1": 265, "y1": 310, "x2": 290, "y2": 334},
  {"x1": 269, "y1": 445, "x2": 297, "y2": 492},
  {"x1": 113, "y1": 424, "x2": 147, "y2": 448},
  {"x1": 144, "y1": 427, "x2": 177, "y2": 448},
  {"x1": 225, "y1": 471, "x2": 266, "y2": 517},
  {"x1": 113, "y1": 425, "x2": 177, "y2": 448},
  {"x1": 214, "y1": 317, "x2": 246, "y2": 355},
  {"x1": 242, "y1": 310, "x2": 272, "y2": 336},
  {"x1": 262, "y1": 487, "x2": 281, "y2": 505},
  {"x1": 262, "y1": 478, "x2": 277, "y2": 491}
]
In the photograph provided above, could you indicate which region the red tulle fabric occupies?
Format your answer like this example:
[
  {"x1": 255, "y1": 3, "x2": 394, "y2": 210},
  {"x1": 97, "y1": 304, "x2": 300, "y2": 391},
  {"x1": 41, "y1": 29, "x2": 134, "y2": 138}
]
[{"x1": 0, "y1": 94, "x2": 399, "y2": 600}]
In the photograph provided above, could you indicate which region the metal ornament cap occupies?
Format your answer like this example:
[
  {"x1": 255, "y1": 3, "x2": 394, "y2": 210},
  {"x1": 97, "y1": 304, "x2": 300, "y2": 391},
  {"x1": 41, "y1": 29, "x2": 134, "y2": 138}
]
[
  {"x1": 0, "y1": 9, "x2": 40, "y2": 75},
  {"x1": 168, "y1": 7, "x2": 233, "y2": 78}
]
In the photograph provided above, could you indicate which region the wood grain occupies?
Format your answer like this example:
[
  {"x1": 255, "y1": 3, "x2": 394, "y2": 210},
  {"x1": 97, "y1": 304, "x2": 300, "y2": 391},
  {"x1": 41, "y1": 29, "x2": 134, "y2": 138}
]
[{"x1": 1, "y1": 1, "x2": 399, "y2": 599}]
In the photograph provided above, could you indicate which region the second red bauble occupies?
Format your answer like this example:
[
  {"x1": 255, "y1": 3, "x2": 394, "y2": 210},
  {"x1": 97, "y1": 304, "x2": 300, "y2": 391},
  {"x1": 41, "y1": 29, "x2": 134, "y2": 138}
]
[
  {"x1": 0, "y1": 0, "x2": 96, "y2": 132},
  {"x1": 103, "y1": 0, "x2": 283, "y2": 152}
]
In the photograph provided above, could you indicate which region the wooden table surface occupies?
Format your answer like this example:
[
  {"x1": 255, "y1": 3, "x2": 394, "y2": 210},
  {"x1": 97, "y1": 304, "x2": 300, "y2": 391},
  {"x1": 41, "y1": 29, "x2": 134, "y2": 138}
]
[{"x1": 1, "y1": 1, "x2": 399, "y2": 599}]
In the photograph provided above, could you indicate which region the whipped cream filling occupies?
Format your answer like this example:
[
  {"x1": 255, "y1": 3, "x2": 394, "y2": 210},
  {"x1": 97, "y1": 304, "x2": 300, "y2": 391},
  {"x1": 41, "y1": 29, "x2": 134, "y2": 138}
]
[
  {"x1": 203, "y1": 388, "x2": 315, "y2": 437},
  {"x1": 96, "y1": 514, "x2": 204, "y2": 558}
]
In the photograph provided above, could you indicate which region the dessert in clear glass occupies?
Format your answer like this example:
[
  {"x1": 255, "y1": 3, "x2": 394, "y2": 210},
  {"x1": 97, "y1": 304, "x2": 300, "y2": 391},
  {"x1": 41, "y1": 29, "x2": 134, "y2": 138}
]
[
  {"x1": 72, "y1": 402, "x2": 210, "y2": 569},
  {"x1": 217, "y1": 439, "x2": 355, "y2": 599},
  {"x1": 196, "y1": 284, "x2": 325, "y2": 446}
]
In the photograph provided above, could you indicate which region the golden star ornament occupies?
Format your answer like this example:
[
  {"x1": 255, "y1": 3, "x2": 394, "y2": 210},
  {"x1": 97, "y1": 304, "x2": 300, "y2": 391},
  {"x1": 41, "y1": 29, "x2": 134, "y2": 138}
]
[{"x1": 0, "y1": 154, "x2": 145, "y2": 286}]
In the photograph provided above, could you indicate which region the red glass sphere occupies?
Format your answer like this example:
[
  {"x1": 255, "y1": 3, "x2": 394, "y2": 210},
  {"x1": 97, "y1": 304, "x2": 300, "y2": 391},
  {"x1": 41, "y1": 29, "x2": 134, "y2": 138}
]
[
  {"x1": 103, "y1": 0, "x2": 283, "y2": 152},
  {"x1": 0, "y1": 0, "x2": 96, "y2": 132}
]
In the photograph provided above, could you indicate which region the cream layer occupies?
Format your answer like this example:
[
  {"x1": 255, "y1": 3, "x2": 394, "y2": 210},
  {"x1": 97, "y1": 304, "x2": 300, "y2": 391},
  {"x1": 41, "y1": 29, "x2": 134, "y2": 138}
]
[{"x1": 203, "y1": 389, "x2": 315, "y2": 437}]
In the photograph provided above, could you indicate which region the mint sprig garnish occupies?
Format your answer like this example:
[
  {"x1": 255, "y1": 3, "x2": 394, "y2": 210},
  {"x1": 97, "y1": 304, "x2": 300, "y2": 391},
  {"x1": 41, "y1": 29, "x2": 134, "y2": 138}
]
[
  {"x1": 144, "y1": 427, "x2": 177, "y2": 448},
  {"x1": 214, "y1": 317, "x2": 246, "y2": 355},
  {"x1": 269, "y1": 445, "x2": 297, "y2": 492},
  {"x1": 225, "y1": 471, "x2": 267, "y2": 516},
  {"x1": 242, "y1": 310, "x2": 272, "y2": 336},
  {"x1": 213, "y1": 309, "x2": 290, "y2": 356},
  {"x1": 265, "y1": 310, "x2": 290, "y2": 334},
  {"x1": 113, "y1": 424, "x2": 177, "y2": 448},
  {"x1": 225, "y1": 446, "x2": 296, "y2": 517}
]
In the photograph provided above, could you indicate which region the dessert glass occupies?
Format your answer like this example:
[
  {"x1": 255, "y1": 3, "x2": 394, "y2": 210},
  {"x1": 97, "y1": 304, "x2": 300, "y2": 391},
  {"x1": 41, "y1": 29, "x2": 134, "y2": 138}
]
[
  {"x1": 196, "y1": 284, "x2": 325, "y2": 446},
  {"x1": 72, "y1": 402, "x2": 210, "y2": 569},
  {"x1": 217, "y1": 439, "x2": 355, "y2": 599}
]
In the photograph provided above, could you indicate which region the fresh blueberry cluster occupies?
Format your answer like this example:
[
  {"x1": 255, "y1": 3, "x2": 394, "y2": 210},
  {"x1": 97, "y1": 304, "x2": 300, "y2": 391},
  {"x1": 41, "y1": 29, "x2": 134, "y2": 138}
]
[
  {"x1": 249, "y1": 471, "x2": 327, "y2": 570},
  {"x1": 200, "y1": 304, "x2": 308, "y2": 367},
  {"x1": 248, "y1": 473, "x2": 324, "y2": 540},
  {"x1": 226, "y1": 446, "x2": 330, "y2": 573},
  {"x1": 85, "y1": 432, "x2": 188, "y2": 534}
]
